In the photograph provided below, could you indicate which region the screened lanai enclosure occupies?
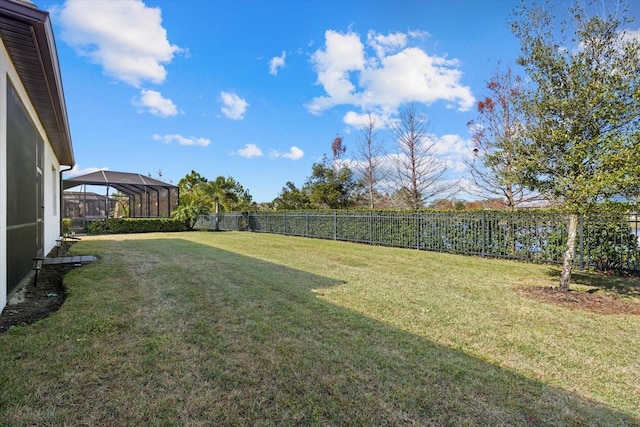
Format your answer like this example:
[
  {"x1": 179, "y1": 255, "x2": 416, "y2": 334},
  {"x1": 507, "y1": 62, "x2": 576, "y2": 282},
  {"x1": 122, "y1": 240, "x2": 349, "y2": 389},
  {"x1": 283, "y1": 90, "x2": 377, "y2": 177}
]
[{"x1": 63, "y1": 171, "x2": 179, "y2": 231}]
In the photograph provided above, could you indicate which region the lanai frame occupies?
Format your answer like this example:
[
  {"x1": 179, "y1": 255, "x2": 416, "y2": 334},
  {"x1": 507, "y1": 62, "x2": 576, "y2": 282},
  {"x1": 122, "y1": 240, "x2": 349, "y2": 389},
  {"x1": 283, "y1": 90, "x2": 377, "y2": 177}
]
[{"x1": 63, "y1": 170, "x2": 179, "y2": 224}]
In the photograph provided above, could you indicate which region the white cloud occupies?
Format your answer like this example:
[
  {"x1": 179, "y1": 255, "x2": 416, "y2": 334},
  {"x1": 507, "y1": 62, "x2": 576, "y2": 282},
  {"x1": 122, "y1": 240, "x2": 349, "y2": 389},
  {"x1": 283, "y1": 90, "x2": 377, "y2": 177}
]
[
  {"x1": 133, "y1": 89, "x2": 178, "y2": 117},
  {"x1": 220, "y1": 91, "x2": 249, "y2": 120},
  {"x1": 283, "y1": 146, "x2": 304, "y2": 159},
  {"x1": 428, "y1": 133, "x2": 473, "y2": 172},
  {"x1": 308, "y1": 30, "x2": 366, "y2": 114},
  {"x1": 408, "y1": 29, "x2": 430, "y2": 39},
  {"x1": 343, "y1": 111, "x2": 388, "y2": 129},
  {"x1": 235, "y1": 144, "x2": 263, "y2": 158},
  {"x1": 307, "y1": 29, "x2": 474, "y2": 116},
  {"x1": 152, "y1": 134, "x2": 210, "y2": 147},
  {"x1": 55, "y1": 0, "x2": 181, "y2": 87},
  {"x1": 367, "y1": 30, "x2": 407, "y2": 58},
  {"x1": 269, "y1": 51, "x2": 287, "y2": 76},
  {"x1": 271, "y1": 146, "x2": 304, "y2": 160},
  {"x1": 361, "y1": 47, "x2": 474, "y2": 110}
]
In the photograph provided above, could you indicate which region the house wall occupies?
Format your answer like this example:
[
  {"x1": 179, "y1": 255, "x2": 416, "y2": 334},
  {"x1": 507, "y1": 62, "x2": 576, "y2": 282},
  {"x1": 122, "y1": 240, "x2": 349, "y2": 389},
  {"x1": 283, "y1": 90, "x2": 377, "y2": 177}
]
[
  {"x1": 0, "y1": 33, "x2": 6, "y2": 312},
  {"x1": 44, "y1": 136, "x2": 62, "y2": 250},
  {"x1": 0, "y1": 35, "x2": 62, "y2": 312},
  {"x1": 39, "y1": 116, "x2": 63, "y2": 255}
]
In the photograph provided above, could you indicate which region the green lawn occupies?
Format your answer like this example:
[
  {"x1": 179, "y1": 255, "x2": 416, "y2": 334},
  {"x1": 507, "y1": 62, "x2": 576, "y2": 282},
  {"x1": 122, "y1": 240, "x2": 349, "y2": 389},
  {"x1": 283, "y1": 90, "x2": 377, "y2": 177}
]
[{"x1": 1, "y1": 231, "x2": 639, "y2": 426}]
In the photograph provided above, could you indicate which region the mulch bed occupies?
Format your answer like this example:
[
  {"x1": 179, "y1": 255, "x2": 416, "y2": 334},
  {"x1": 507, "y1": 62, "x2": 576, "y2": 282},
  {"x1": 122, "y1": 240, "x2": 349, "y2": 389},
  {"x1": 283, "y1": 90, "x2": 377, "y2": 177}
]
[
  {"x1": 0, "y1": 243, "x2": 79, "y2": 334},
  {"x1": 522, "y1": 286, "x2": 640, "y2": 315}
]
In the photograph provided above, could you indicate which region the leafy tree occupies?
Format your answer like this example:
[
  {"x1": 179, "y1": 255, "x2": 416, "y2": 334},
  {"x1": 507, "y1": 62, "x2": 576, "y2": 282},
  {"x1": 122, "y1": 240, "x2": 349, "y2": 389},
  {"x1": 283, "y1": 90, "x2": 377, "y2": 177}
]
[
  {"x1": 174, "y1": 171, "x2": 253, "y2": 230},
  {"x1": 512, "y1": 1, "x2": 640, "y2": 290},
  {"x1": 177, "y1": 170, "x2": 208, "y2": 193},
  {"x1": 386, "y1": 187, "x2": 416, "y2": 210},
  {"x1": 428, "y1": 198, "x2": 467, "y2": 211},
  {"x1": 225, "y1": 177, "x2": 254, "y2": 212},
  {"x1": 203, "y1": 176, "x2": 237, "y2": 212},
  {"x1": 173, "y1": 170, "x2": 210, "y2": 229},
  {"x1": 466, "y1": 66, "x2": 540, "y2": 208},
  {"x1": 272, "y1": 181, "x2": 311, "y2": 210},
  {"x1": 304, "y1": 156, "x2": 359, "y2": 209},
  {"x1": 390, "y1": 103, "x2": 456, "y2": 210}
]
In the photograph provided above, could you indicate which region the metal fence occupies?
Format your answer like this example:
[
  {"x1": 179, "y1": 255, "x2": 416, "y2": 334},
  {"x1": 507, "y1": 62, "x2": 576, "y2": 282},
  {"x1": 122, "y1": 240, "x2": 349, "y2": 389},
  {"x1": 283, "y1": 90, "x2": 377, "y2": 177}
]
[{"x1": 196, "y1": 211, "x2": 640, "y2": 273}]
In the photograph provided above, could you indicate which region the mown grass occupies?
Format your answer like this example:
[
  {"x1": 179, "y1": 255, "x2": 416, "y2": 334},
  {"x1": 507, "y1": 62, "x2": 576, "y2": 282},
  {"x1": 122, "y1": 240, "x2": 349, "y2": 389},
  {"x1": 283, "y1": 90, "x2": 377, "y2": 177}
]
[{"x1": 1, "y1": 231, "x2": 638, "y2": 426}]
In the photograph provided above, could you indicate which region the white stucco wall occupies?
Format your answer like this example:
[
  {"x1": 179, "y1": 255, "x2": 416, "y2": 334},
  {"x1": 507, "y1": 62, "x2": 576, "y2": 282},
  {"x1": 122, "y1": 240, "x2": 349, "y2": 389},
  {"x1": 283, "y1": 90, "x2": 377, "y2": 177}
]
[
  {"x1": 44, "y1": 143, "x2": 62, "y2": 249},
  {"x1": 0, "y1": 35, "x2": 7, "y2": 311},
  {"x1": 0, "y1": 37, "x2": 63, "y2": 312}
]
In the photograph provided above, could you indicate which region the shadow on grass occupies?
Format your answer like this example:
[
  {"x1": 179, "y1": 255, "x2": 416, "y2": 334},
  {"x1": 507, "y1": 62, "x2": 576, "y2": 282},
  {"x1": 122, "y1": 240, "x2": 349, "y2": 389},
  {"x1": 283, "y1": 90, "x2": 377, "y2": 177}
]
[
  {"x1": 1, "y1": 236, "x2": 637, "y2": 425},
  {"x1": 545, "y1": 268, "x2": 640, "y2": 297}
]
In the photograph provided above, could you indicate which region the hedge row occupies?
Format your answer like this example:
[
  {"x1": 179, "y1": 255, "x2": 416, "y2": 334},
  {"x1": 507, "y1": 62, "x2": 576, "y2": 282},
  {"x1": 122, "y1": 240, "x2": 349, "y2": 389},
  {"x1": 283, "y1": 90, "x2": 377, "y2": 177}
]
[
  {"x1": 86, "y1": 218, "x2": 186, "y2": 234},
  {"x1": 209, "y1": 211, "x2": 640, "y2": 273}
]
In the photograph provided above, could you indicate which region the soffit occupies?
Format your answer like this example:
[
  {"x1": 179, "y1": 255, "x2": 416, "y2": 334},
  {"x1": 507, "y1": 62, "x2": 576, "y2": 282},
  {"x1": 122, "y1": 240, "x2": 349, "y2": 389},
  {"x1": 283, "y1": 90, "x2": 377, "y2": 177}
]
[{"x1": 0, "y1": 0, "x2": 74, "y2": 166}]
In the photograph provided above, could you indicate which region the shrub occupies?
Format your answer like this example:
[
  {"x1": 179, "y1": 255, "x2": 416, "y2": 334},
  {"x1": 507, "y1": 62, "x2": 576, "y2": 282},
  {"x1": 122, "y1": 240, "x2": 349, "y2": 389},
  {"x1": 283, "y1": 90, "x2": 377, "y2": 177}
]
[
  {"x1": 86, "y1": 218, "x2": 186, "y2": 235},
  {"x1": 62, "y1": 218, "x2": 72, "y2": 235},
  {"x1": 582, "y1": 215, "x2": 639, "y2": 272}
]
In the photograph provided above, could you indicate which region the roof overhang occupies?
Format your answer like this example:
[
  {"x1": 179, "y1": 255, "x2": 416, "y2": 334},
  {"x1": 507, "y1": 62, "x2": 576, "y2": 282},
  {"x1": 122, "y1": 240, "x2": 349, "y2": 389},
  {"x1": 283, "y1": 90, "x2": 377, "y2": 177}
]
[{"x1": 0, "y1": 0, "x2": 74, "y2": 166}]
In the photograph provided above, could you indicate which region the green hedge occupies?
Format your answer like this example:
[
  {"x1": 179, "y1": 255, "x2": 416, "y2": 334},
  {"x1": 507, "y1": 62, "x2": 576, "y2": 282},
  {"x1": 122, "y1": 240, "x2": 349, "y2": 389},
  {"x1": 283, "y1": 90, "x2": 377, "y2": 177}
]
[
  {"x1": 86, "y1": 218, "x2": 186, "y2": 235},
  {"x1": 210, "y1": 210, "x2": 640, "y2": 273}
]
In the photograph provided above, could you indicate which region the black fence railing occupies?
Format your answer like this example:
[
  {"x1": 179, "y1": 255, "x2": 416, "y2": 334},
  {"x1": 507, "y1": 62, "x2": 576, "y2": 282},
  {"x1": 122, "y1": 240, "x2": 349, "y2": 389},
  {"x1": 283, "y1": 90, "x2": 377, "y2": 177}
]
[{"x1": 195, "y1": 211, "x2": 640, "y2": 273}]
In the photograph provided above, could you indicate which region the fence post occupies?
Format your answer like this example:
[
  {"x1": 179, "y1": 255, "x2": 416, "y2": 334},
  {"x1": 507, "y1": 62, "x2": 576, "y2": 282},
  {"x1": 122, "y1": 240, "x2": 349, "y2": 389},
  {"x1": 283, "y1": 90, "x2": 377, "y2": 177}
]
[
  {"x1": 334, "y1": 211, "x2": 338, "y2": 240},
  {"x1": 482, "y1": 210, "x2": 486, "y2": 258},
  {"x1": 369, "y1": 211, "x2": 373, "y2": 245},
  {"x1": 283, "y1": 212, "x2": 287, "y2": 235},
  {"x1": 416, "y1": 211, "x2": 420, "y2": 250}
]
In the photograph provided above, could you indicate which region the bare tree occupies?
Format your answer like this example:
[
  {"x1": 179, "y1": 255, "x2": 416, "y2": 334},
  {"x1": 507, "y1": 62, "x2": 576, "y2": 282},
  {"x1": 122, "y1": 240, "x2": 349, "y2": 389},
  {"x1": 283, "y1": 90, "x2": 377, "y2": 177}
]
[
  {"x1": 466, "y1": 66, "x2": 541, "y2": 208},
  {"x1": 352, "y1": 113, "x2": 386, "y2": 209},
  {"x1": 390, "y1": 103, "x2": 455, "y2": 210}
]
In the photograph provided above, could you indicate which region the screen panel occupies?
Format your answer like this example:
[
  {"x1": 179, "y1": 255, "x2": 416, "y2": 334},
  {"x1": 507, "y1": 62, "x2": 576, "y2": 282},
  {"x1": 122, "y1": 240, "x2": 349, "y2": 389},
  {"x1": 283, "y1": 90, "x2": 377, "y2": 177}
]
[{"x1": 6, "y1": 83, "x2": 41, "y2": 294}]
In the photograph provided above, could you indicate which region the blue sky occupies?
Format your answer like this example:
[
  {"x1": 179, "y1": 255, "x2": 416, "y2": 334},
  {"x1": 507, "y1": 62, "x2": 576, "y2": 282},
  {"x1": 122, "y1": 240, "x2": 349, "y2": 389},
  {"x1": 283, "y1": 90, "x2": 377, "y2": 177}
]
[{"x1": 37, "y1": 0, "x2": 640, "y2": 203}]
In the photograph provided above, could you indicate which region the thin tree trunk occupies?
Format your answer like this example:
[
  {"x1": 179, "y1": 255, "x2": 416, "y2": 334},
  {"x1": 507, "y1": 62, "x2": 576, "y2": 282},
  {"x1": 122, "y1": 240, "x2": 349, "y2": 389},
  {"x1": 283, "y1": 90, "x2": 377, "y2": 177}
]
[
  {"x1": 214, "y1": 201, "x2": 220, "y2": 231},
  {"x1": 559, "y1": 213, "x2": 578, "y2": 291}
]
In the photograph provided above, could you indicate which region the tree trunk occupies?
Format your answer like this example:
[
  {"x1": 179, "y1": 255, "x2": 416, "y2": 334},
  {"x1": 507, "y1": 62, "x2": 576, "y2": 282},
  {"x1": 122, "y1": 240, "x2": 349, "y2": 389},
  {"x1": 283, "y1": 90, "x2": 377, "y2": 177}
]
[
  {"x1": 214, "y1": 201, "x2": 220, "y2": 231},
  {"x1": 559, "y1": 213, "x2": 578, "y2": 291},
  {"x1": 505, "y1": 183, "x2": 514, "y2": 209}
]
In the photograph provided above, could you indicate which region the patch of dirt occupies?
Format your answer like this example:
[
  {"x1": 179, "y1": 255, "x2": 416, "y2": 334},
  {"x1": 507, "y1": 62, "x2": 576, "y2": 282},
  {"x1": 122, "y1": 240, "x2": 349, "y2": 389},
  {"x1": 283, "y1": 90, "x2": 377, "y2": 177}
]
[
  {"x1": 0, "y1": 242, "x2": 81, "y2": 334},
  {"x1": 522, "y1": 286, "x2": 640, "y2": 315}
]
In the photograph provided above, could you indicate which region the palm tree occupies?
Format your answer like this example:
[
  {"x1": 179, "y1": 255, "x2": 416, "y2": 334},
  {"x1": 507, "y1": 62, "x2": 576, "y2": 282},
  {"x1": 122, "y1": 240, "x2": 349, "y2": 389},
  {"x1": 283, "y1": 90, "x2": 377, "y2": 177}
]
[
  {"x1": 203, "y1": 176, "x2": 238, "y2": 230},
  {"x1": 172, "y1": 192, "x2": 209, "y2": 230}
]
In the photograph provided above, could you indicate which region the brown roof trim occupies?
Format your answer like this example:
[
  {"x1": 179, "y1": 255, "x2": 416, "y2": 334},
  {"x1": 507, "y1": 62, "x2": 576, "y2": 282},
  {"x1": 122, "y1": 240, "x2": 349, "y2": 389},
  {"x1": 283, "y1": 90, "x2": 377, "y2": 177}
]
[{"x1": 0, "y1": 0, "x2": 74, "y2": 166}]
